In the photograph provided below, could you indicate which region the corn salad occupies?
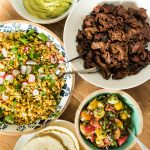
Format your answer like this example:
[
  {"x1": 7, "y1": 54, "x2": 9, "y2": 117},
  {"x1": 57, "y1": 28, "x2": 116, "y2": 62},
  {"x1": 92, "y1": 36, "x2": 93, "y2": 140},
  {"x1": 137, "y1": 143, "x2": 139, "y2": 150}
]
[{"x1": 0, "y1": 30, "x2": 65, "y2": 125}]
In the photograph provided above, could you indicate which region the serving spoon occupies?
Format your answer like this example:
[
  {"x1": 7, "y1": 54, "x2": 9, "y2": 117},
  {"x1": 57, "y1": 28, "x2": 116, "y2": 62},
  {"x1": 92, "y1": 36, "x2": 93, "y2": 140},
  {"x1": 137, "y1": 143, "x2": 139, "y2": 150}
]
[
  {"x1": 57, "y1": 66, "x2": 101, "y2": 78},
  {"x1": 128, "y1": 128, "x2": 149, "y2": 150}
]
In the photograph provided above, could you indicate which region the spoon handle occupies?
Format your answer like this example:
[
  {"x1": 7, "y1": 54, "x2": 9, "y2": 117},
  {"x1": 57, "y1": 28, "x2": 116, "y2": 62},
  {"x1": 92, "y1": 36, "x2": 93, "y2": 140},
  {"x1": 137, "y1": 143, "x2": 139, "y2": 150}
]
[
  {"x1": 58, "y1": 66, "x2": 100, "y2": 78},
  {"x1": 128, "y1": 129, "x2": 149, "y2": 150}
]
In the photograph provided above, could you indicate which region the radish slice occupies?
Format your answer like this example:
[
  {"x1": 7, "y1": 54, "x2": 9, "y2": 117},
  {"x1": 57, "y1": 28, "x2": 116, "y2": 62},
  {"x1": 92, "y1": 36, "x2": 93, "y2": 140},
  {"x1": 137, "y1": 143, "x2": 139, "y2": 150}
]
[
  {"x1": 32, "y1": 89, "x2": 39, "y2": 96},
  {"x1": 5, "y1": 75, "x2": 14, "y2": 83},
  {"x1": 22, "y1": 82, "x2": 28, "y2": 88},
  {"x1": 59, "y1": 57, "x2": 64, "y2": 63},
  {"x1": 1, "y1": 47, "x2": 7, "y2": 57},
  {"x1": 24, "y1": 46, "x2": 29, "y2": 52},
  {"x1": 26, "y1": 66, "x2": 32, "y2": 74},
  {"x1": 0, "y1": 72, "x2": 5, "y2": 77},
  {"x1": 2, "y1": 93, "x2": 9, "y2": 101},
  {"x1": 26, "y1": 60, "x2": 37, "y2": 65},
  {"x1": 50, "y1": 56, "x2": 57, "y2": 64},
  {"x1": 28, "y1": 74, "x2": 35, "y2": 83},
  {"x1": 21, "y1": 66, "x2": 27, "y2": 75},
  {"x1": 38, "y1": 74, "x2": 46, "y2": 79},
  {"x1": 55, "y1": 69, "x2": 61, "y2": 75},
  {"x1": 12, "y1": 70, "x2": 20, "y2": 77},
  {"x1": 46, "y1": 41, "x2": 51, "y2": 47},
  {"x1": 0, "y1": 77, "x2": 4, "y2": 84},
  {"x1": 21, "y1": 66, "x2": 32, "y2": 75}
]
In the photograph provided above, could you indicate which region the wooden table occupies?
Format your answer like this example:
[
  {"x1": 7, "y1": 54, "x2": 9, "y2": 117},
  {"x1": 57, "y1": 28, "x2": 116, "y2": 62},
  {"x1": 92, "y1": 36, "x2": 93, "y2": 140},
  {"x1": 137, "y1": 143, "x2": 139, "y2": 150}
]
[{"x1": 0, "y1": 1, "x2": 150, "y2": 150}]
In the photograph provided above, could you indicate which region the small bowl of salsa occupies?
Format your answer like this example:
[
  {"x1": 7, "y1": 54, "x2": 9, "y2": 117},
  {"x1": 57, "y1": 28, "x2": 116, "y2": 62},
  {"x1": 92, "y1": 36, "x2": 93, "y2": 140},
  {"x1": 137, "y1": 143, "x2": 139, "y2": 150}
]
[{"x1": 75, "y1": 89, "x2": 143, "y2": 150}]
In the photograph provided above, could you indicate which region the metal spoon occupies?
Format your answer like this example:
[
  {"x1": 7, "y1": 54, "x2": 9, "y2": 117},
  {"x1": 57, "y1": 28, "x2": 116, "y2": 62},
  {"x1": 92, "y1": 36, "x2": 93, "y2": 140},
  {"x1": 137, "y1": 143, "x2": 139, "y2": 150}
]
[
  {"x1": 64, "y1": 51, "x2": 88, "y2": 64},
  {"x1": 128, "y1": 128, "x2": 149, "y2": 150},
  {"x1": 57, "y1": 66, "x2": 101, "y2": 78}
]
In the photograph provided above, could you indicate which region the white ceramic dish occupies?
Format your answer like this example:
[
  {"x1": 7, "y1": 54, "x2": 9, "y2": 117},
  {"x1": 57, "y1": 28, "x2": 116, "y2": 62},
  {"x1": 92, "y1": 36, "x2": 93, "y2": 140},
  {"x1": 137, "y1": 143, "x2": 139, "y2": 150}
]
[
  {"x1": 14, "y1": 119, "x2": 81, "y2": 150},
  {"x1": 10, "y1": 0, "x2": 78, "y2": 24},
  {"x1": 75, "y1": 89, "x2": 143, "y2": 150},
  {"x1": 0, "y1": 20, "x2": 74, "y2": 134},
  {"x1": 64, "y1": 0, "x2": 150, "y2": 90}
]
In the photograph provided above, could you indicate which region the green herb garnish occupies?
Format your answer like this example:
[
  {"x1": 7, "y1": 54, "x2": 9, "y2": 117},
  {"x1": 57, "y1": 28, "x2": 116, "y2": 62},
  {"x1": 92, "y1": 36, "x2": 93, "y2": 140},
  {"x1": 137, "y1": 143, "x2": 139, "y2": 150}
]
[
  {"x1": 37, "y1": 33, "x2": 48, "y2": 42},
  {"x1": 0, "y1": 85, "x2": 5, "y2": 93},
  {"x1": 11, "y1": 47, "x2": 18, "y2": 53},
  {"x1": 0, "y1": 54, "x2": 4, "y2": 60},
  {"x1": 29, "y1": 47, "x2": 34, "y2": 59},
  {"x1": 19, "y1": 37, "x2": 28, "y2": 44},
  {"x1": 26, "y1": 29, "x2": 35, "y2": 37},
  {"x1": 4, "y1": 115, "x2": 14, "y2": 124}
]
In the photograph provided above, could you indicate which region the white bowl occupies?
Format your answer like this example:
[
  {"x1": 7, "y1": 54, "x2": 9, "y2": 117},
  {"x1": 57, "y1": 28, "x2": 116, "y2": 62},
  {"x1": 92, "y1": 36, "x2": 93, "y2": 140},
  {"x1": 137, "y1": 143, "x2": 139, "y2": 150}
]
[
  {"x1": 64, "y1": 0, "x2": 150, "y2": 90},
  {"x1": 10, "y1": 0, "x2": 78, "y2": 24}
]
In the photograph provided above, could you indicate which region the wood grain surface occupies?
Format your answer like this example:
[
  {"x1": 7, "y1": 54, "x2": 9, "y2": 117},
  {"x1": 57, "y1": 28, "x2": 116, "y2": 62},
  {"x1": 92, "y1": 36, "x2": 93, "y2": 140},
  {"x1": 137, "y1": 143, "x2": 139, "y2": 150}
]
[{"x1": 0, "y1": 0, "x2": 150, "y2": 150}]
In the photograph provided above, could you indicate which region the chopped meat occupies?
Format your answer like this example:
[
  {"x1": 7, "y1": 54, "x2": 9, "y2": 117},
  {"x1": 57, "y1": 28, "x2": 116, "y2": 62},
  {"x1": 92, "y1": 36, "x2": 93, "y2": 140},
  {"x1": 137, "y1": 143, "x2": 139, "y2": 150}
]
[
  {"x1": 91, "y1": 41, "x2": 107, "y2": 52},
  {"x1": 109, "y1": 30, "x2": 126, "y2": 41},
  {"x1": 76, "y1": 3, "x2": 150, "y2": 79}
]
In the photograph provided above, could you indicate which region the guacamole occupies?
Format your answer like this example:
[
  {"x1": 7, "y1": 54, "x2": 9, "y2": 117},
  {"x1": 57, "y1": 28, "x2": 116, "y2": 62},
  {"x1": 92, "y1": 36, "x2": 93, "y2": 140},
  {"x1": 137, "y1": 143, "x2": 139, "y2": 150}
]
[{"x1": 23, "y1": 0, "x2": 72, "y2": 19}]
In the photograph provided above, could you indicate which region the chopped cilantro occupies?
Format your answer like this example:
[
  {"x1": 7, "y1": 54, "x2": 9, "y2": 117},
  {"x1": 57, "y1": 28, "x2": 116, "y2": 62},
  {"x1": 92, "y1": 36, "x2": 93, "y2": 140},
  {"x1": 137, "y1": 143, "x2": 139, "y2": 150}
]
[
  {"x1": 0, "y1": 54, "x2": 4, "y2": 60},
  {"x1": 26, "y1": 29, "x2": 35, "y2": 37},
  {"x1": 14, "y1": 84, "x2": 21, "y2": 90},
  {"x1": 41, "y1": 91, "x2": 46, "y2": 96},
  {"x1": 4, "y1": 115, "x2": 14, "y2": 124},
  {"x1": 37, "y1": 33, "x2": 48, "y2": 42},
  {"x1": 34, "y1": 65, "x2": 42, "y2": 70},
  {"x1": 29, "y1": 47, "x2": 34, "y2": 59},
  {"x1": 19, "y1": 37, "x2": 28, "y2": 44},
  {"x1": 0, "y1": 108, "x2": 3, "y2": 118},
  {"x1": 41, "y1": 76, "x2": 47, "y2": 81},
  {"x1": 0, "y1": 85, "x2": 5, "y2": 93},
  {"x1": 34, "y1": 53, "x2": 40, "y2": 59},
  {"x1": 11, "y1": 47, "x2": 18, "y2": 53},
  {"x1": 9, "y1": 60, "x2": 14, "y2": 65}
]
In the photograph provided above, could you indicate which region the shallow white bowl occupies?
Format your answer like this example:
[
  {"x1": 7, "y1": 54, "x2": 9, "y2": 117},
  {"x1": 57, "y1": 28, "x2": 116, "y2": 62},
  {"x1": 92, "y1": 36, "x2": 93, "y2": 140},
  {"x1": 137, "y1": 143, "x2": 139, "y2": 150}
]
[
  {"x1": 64, "y1": 0, "x2": 150, "y2": 90},
  {"x1": 10, "y1": 0, "x2": 78, "y2": 24}
]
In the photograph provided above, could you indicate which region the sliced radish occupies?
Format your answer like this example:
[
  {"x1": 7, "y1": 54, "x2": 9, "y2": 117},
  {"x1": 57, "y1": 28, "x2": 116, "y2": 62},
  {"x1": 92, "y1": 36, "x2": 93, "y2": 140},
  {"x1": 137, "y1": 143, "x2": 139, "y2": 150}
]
[
  {"x1": 1, "y1": 47, "x2": 7, "y2": 57},
  {"x1": 0, "y1": 77, "x2": 4, "y2": 84},
  {"x1": 24, "y1": 46, "x2": 29, "y2": 52},
  {"x1": 59, "y1": 57, "x2": 64, "y2": 63},
  {"x1": 46, "y1": 41, "x2": 51, "y2": 47},
  {"x1": 32, "y1": 89, "x2": 39, "y2": 96},
  {"x1": 26, "y1": 60, "x2": 37, "y2": 65},
  {"x1": 55, "y1": 69, "x2": 61, "y2": 75},
  {"x1": 26, "y1": 66, "x2": 32, "y2": 74},
  {"x1": 22, "y1": 82, "x2": 28, "y2": 88},
  {"x1": 21, "y1": 66, "x2": 27, "y2": 75},
  {"x1": 21, "y1": 66, "x2": 32, "y2": 75},
  {"x1": 2, "y1": 93, "x2": 9, "y2": 101},
  {"x1": 50, "y1": 56, "x2": 57, "y2": 64},
  {"x1": 38, "y1": 74, "x2": 46, "y2": 79},
  {"x1": 28, "y1": 74, "x2": 35, "y2": 83},
  {"x1": 0, "y1": 72, "x2": 5, "y2": 77},
  {"x1": 5, "y1": 75, "x2": 14, "y2": 83},
  {"x1": 12, "y1": 70, "x2": 20, "y2": 77}
]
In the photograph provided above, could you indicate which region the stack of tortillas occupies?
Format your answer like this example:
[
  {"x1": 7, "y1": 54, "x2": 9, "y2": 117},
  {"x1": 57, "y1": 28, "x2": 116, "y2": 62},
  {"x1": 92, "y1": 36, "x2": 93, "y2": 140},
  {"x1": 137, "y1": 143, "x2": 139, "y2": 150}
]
[{"x1": 23, "y1": 126, "x2": 80, "y2": 150}]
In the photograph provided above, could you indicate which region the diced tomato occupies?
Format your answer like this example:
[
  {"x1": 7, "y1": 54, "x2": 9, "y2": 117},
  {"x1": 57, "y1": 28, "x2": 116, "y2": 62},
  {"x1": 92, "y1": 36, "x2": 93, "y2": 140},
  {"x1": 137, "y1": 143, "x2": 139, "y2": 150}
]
[
  {"x1": 89, "y1": 134, "x2": 95, "y2": 143},
  {"x1": 104, "y1": 138, "x2": 111, "y2": 146},
  {"x1": 118, "y1": 135, "x2": 128, "y2": 146},
  {"x1": 85, "y1": 124, "x2": 95, "y2": 135},
  {"x1": 90, "y1": 118, "x2": 101, "y2": 128}
]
